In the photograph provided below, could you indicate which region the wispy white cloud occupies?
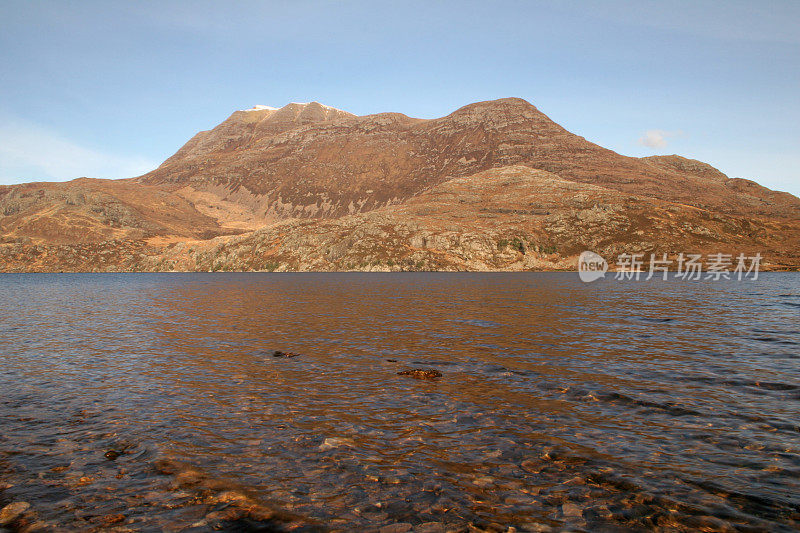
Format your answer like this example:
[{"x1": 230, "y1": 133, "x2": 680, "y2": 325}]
[
  {"x1": 638, "y1": 129, "x2": 684, "y2": 149},
  {"x1": 0, "y1": 118, "x2": 156, "y2": 184}
]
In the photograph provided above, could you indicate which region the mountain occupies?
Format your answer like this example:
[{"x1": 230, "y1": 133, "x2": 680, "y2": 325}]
[{"x1": 1, "y1": 98, "x2": 799, "y2": 272}]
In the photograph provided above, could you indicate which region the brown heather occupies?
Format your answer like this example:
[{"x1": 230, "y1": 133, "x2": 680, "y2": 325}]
[{"x1": 1, "y1": 98, "x2": 798, "y2": 272}]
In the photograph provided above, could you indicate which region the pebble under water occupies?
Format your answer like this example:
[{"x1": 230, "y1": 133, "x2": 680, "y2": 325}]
[{"x1": 0, "y1": 272, "x2": 799, "y2": 532}]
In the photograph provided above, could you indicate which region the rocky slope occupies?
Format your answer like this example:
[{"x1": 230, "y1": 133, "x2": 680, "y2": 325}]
[
  {"x1": 0, "y1": 178, "x2": 232, "y2": 245},
  {"x1": 1, "y1": 98, "x2": 798, "y2": 272}
]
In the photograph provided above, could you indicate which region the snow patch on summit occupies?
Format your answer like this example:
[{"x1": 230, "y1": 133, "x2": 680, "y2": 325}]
[
  {"x1": 290, "y1": 102, "x2": 346, "y2": 113},
  {"x1": 242, "y1": 102, "x2": 348, "y2": 114},
  {"x1": 242, "y1": 105, "x2": 279, "y2": 112}
]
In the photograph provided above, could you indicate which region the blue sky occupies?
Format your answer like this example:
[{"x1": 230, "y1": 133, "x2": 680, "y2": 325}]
[{"x1": 1, "y1": 0, "x2": 798, "y2": 196}]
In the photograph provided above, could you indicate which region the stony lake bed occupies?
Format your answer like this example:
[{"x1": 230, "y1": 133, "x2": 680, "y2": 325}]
[{"x1": 1, "y1": 272, "x2": 799, "y2": 532}]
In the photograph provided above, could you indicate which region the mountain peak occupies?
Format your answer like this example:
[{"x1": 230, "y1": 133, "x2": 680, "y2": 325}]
[
  {"x1": 240, "y1": 101, "x2": 350, "y2": 115},
  {"x1": 446, "y1": 97, "x2": 545, "y2": 120},
  {"x1": 288, "y1": 101, "x2": 347, "y2": 112},
  {"x1": 5, "y1": 97, "x2": 800, "y2": 272},
  {"x1": 141, "y1": 96, "x2": 800, "y2": 226},
  {"x1": 241, "y1": 105, "x2": 279, "y2": 112}
]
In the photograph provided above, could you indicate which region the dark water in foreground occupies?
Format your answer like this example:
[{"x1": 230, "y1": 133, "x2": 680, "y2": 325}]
[{"x1": 0, "y1": 273, "x2": 799, "y2": 532}]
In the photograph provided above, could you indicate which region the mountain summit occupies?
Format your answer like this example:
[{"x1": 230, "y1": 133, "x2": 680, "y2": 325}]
[{"x1": 1, "y1": 98, "x2": 798, "y2": 271}]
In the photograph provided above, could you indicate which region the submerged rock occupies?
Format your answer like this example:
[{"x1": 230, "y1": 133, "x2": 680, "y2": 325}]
[
  {"x1": 0, "y1": 502, "x2": 30, "y2": 526},
  {"x1": 415, "y1": 523, "x2": 446, "y2": 533},
  {"x1": 379, "y1": 523, "x2": 412, "y2": 533},
  {"x1": 151, "y1": 458, "x2": 311, "y2": 529},
  {"x1": 398, "y1": 369, "x2": 442, "y2": 380},
  {"x1": 562, "y1": 502, "x2": 584, "y2": 518},
  {"x1": 273, "y1": 350, "x2": 301, "y2": 358},
  {"x1": 98, "y1": 514, "x2": 126, "y2": 526},
  {"x1": 319, "y1": 437, "x2": 356, "y2": 451}
]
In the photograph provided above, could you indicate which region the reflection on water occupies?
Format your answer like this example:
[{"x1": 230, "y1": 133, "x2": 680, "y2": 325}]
[{"x1": 0, "y1": 273, "x2": 799, "y2": 531}]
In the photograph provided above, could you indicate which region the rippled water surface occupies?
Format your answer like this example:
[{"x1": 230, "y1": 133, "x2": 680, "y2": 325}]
[{"x1": 1, "y1": 273, "x2": 799, "y2": 532}]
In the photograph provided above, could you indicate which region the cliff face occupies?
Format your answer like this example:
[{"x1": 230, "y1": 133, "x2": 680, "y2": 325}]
[{"x1": 1, "y1": 98, "x2": 799, "y2": 272}]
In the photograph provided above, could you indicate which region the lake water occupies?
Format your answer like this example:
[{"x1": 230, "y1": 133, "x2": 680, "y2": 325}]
[{"x1": 0, "y1": 273, "x2": 798, "y2": 532}]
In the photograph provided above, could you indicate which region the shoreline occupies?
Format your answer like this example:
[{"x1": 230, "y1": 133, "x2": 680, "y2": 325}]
[{"x1": 1, "y1": 269, "x2": 798, "y2": 274}]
